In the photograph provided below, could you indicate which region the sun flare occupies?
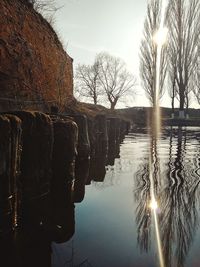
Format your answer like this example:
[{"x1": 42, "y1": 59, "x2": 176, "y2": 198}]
[
  {"x1": 149, "y1": 198, "x2": 158, "y2": 210},
  {"x1": 153, "y1": 27, "x2": 168, "y2": 46}
]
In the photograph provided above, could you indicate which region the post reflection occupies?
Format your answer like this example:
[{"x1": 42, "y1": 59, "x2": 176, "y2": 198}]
[
  {"x1": 134, "y1": 127, "x2": 200, "y2": 267},
  {"x1": 73, "y1": 158, "x2": 90, "y2": 203},
  {"x1": 88, "y1": 155, "x2": 107, "y2": 183},
  {"x1": 52, "y1": 120, "x2": 124, "y2": 266}
]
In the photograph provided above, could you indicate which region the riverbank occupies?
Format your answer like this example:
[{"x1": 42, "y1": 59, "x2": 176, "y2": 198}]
[
  {"x1": 116, "y1": 106, "x2": 200, "y2": 127},
  {"x1": 162, "y1": 117, "x2": 200, "y2": 126}
]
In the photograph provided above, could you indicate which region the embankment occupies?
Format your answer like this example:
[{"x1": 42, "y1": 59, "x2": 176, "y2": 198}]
[{"x1": 0, "y1": 0, "x2": 73, "y2": 111}]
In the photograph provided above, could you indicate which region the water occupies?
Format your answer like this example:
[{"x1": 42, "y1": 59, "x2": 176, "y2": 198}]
[{"x1": 52, "y1": 127, "x2": 200, "y2": 267}]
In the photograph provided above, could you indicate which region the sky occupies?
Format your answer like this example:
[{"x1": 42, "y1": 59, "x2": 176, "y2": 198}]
[{"x1": 54, "y1": 0, "x2": 198, "y2": 109}]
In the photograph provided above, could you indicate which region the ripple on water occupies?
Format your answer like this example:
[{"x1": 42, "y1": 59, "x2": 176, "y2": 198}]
[{"x1": 52, "y1": 127, "x2": 200, "y2": 267}]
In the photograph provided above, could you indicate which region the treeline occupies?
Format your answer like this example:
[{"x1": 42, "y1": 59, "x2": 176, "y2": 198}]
[{"x1": 140, "y1": 0, "x2": 200, "y2": 118}]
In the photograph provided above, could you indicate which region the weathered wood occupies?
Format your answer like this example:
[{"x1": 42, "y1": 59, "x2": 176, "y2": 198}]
[
  {"x1": 0, "y1": 226, "x2": 51, "y2": 267},
  {"x1": 72, "y1": 114, "x2": 90, "y2": 160},
  {"x1": 107, "y1": 118, "x2": 117, "y2": 165},
  {"x1": 9, "y1": 111, "x2": 53, "y2": 227},
  {"x1": 0, "y1": 114, "x2": 22, "y2": 236},
  {"x1": 50, "y1": 202, "x2": 75, "y2": 243},
  {"x1": 0, "y1": 115, "x2": 12, "y2": 236},
  {"x1": 120, "y1": 120, "x2": 127, "y2": 142},
  {"x1": 51, "y1": 118, "x2": 78, "y2": 198},
  {"x1": 94, "y1": 114, "x2": 108, "y2": 158},
  {"x1": 4, "y1": 114, "x2": 22, "y2": 231},
  {"x1": 87, "y1": 117, "x2": 96, "y2": 159},
  {"x1": 48, "y1": 117, "x2": 77, "y2": 240}
]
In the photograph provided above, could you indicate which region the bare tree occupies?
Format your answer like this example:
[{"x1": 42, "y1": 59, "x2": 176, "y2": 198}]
[
  {"x1": 74, "y1": 62, "x2": 102, "y2": 105},
  {"x1": 75, "y1": 52, "x2": 136, "y2": 109},
  {"x1": 167, "y1": 46, "x2": 178, "y2": 117},
  {"x1": 28, "y1": 0, "x2": 62, "y2": 24},
  {"x1": 191, "y1": 46, "x2": 200, "y2": 105},
  {"x1": 167, "y1": 0, "x2": 200, "y2": 118},
  {"x1": 140, "y1": 0, "x2": 167, "y2": 107},
  {"x1": 96, "y1": 52, "x2": 137, "y2": 110}
]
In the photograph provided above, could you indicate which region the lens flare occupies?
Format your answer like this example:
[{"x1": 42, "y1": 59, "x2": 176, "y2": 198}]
[
  {"x1": 149, "y1": 1, "x2": 168, "y2": 266},
  {"x1": 149, "y1": 198, "x2": 158, "y2": 210},
  {"x1": 149, "y1": 156, "x2": 165, "y2": 267},
  {"x1": 153, "y1": 27, "x2": 168, "y2": 46}
]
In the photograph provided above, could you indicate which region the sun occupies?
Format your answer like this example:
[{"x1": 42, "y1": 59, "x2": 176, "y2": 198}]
[{"x1": 153, "y1": 27, "x2": 168, "y2": 46}]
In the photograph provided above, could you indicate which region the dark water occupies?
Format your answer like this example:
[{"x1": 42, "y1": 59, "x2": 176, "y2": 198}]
[{"x1": 52, "y1": 127, "x2": 200, "y2": 267}]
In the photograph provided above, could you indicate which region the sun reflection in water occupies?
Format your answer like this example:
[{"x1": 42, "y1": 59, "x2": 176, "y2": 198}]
[
  {"x1": 149, "y1": 156, "x2": 165, "y2": 267},
  {"x1": 148, "y1": 0, "x2": 168, "y2": 266},
  {"x1": 149, "y1": 198, "x2": 158, "y2": 210},
  {"x1": 153, "y1": 207, "x2": 165, "y2": 267}
]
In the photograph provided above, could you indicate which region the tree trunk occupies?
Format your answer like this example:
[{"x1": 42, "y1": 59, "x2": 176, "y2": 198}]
[
  {"x1": 110, "y1": 101, "x2": 117, "y2": 111},
  {"x1": 110, "y1": 102, "x2": 116, "y2": 111},
  {"x1": 171, "y1": 97, "x2": 175, "y2": 118},
  {"x1": 171, "y1": 81, "x2": 175, "y2": 118},
  {"x1": 185, "y1": 93, "x2": 189, "y2": 118},
  {"x1": 109, "y1": 97, "x2": 118, "y2": 111},
  {"x1": 93, "y1": 95, "x2": 97, "y2": 105},
  {"x1": 179, "y1": 85, "x2": 185, "y2": 118}
]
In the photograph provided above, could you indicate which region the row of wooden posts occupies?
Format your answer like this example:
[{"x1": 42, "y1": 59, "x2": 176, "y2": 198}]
[{"x1": 0, "y1": 110, "x2": 130, "y2": 242}]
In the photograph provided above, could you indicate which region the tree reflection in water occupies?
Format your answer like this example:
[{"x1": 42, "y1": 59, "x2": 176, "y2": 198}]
[
  {"x1": 134, "y1": 127, "x2": 200, "y2": 267},
  {"x1": 134, "y1": 133, "x2": 161, "y2": 253},
  {"x1": 134, "y1": 156, "x2": 151, "y2": 252}
]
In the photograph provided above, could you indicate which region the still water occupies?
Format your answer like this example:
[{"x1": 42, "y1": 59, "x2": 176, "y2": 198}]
[{"x1": 52, "y1": 127, "x2": 200, "y2": 267}]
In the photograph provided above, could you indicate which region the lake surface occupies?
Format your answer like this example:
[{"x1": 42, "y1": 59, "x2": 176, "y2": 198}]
[{"x1": 52, "y1": 127, "x2": 200, "y2": 267}]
